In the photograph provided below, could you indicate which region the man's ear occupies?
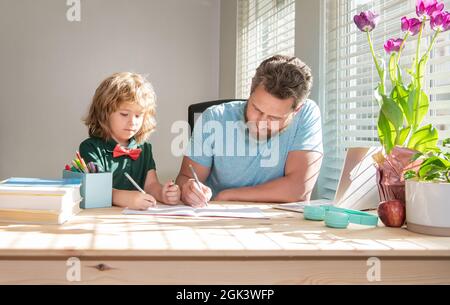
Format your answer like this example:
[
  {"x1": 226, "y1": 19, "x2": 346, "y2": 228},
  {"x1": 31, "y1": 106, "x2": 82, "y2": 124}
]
[{"x1": 293, "y1": 102, "x2": 304, "y2": 114}]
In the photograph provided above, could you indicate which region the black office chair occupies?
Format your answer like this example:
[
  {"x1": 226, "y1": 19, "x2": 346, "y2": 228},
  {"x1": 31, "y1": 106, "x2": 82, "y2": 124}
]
[{"x1": 188, "y1": 99, "x2": 247, "y2": 133}]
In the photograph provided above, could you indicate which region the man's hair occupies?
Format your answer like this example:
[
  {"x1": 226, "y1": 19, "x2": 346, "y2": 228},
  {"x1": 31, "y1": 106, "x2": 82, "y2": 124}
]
[
  {"x1": 84, "y1": 72, "x2": 157, "y2": 143},
  {"x1": 250, "y1": 55, "x2": 313, "y2": 109}
]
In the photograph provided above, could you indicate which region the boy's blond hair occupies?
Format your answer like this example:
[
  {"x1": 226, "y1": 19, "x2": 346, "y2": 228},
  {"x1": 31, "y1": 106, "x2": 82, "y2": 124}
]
[{"x1": 84, "y1": 72, "x2": 157, "y2": 144}]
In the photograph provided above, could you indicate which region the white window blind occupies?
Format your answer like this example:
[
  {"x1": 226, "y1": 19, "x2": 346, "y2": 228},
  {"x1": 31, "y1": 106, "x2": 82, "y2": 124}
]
[
  {"x1": 319, "y1": 0, "x2": 450, "y2": 199},
  {"x1": 236, "y1": 0, "x2": 296, "y2": 99}
]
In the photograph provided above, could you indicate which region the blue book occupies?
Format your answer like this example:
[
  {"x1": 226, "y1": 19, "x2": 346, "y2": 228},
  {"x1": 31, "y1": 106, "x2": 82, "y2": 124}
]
[{"x1": 1, "y1": 177, "x2": 81, "y2": 186}]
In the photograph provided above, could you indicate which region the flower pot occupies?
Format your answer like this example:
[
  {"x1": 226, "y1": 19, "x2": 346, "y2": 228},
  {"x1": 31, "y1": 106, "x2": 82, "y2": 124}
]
[
  {"x1": 406, "y1": 180, "x2": 450, "y2": 236},
  {"x1": 374, "y1": 146, "x2": 419, "y2": 205},
  {"x1": 376, "y1": 167, "x2": 405, "y2": 202}
]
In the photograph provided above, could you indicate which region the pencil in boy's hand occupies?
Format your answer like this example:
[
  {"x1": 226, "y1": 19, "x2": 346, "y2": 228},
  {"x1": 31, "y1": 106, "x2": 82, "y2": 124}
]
[{"x1": 124, "y1": 172, "x2": 146, "y2": 194}]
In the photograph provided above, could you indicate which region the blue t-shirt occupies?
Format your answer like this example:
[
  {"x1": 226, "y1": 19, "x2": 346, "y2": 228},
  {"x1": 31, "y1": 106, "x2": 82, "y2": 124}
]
[{"x1": 186, "y1": 100, "x2": 323, "y2": 196}]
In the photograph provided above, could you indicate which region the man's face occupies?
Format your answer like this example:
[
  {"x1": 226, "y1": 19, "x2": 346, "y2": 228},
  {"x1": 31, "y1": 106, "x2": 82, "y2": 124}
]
[{"x1": 245, "y1": 84, "x2": 297, "y2": 140}]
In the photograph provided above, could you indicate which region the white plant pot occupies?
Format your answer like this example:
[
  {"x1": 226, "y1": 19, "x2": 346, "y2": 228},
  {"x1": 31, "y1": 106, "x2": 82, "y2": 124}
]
[{"x1": 406, "y1": 180, "x2": 450, "y2": 236}]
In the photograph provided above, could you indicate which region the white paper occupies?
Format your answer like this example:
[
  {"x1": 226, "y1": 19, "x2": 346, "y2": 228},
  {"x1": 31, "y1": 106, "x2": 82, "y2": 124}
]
[
  {"x1": 123, "y1": 204, "x2": 268, "y2": 219},
  {"x1": 272, "y1": 200, "x2": 333, "y2": 213}
]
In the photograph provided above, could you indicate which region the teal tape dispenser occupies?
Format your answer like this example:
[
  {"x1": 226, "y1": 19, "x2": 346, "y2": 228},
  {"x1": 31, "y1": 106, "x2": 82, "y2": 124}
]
[{"x1": 304, "y1": 205, "x2": 378, "y2": 228}]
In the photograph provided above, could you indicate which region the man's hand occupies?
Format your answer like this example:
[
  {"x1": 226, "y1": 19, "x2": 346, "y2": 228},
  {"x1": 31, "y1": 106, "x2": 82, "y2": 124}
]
[{"x1": 181, "y1": 179, "x2": 212, "y2": 208}]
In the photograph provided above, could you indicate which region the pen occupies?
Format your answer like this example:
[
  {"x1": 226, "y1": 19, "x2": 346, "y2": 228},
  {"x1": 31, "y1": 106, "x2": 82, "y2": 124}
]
[
  {"x1": 188, "y1": 164, "x2": 208, "y2": 207},
  {"x1": 124, "y1": 172, "x2": 146, "y2": 194}
]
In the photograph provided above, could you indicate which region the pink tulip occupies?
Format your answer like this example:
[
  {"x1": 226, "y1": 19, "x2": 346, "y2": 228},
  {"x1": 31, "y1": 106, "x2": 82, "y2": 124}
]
[
  {"x1": 354, "y1": 11, "x2": 380, "y2": 32},
  {"x1": 431, "y1": 11, "x2": 450, "y2": 31},
  {"x1": 416, "y1": 0, "x2": 445, "y2": 20},
  {"x1": 401, "y1": 16, "x2": 422, "y2": 35},
  {"x1": 384, "y1": 38, "x2": 404, "y2": 54}
]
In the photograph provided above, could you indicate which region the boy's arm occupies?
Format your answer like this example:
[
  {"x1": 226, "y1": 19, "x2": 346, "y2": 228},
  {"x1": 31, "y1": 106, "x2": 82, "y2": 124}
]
[
  {"x1": 213, "y1": 150, "x2": 323, "y2": 203},
  {"x1": 112, "y1": 188, "x2": 157, "y2": 210},
  {"x1": 143, "y1": 170, "x2": 163, "y2": 201}
]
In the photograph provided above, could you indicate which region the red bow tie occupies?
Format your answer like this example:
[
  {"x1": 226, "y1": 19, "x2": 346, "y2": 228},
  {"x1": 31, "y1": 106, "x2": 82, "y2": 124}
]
[{"x1": 113, "y1": 144, "x2": 142, "y2": 160}]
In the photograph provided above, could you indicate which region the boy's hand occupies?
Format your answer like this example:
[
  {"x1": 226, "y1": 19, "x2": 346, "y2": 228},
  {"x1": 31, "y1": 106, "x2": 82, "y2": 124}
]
[
  {"x1": 129, "y1": 191, "x2": 157, "y2": 210},
  {"x1": 181, "y1": 179, "x2": 212, "y2": 208},
  {"x1": 161, "y1": 181, "x2": 181, "y2": 205}
]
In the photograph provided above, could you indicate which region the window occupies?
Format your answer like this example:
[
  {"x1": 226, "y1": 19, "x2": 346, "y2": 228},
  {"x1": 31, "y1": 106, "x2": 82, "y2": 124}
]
[
  {"x1": 319, "y1": 0, "x2": 450, "y2": 199},
  {"x1": 236, "y1": 0, "x2": 296, "y2": 99}
]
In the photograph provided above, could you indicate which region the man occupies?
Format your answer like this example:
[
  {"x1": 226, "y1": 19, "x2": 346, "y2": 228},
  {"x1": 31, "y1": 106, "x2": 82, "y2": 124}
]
[{"x1": 176, "y1": 55, "x2": 323, "y2": 207}]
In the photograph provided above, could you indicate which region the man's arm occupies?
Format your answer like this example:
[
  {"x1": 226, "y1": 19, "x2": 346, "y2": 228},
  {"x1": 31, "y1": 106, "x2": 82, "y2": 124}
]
[
  {"x1": 176, "y1": 156, "x2": 212, "y2": 206},
  {"x1": 214, "y1": 150, "x2": 323, "y2": 203}
]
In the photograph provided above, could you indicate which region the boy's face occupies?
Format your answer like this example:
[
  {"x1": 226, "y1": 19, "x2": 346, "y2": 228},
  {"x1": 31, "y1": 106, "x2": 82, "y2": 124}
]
[
  {"x1": 245, "y1": 84, "x2": 297, "y2": 140},
  {"x1": 109, "y1": 102, "x2": 145, "y2": 146}
]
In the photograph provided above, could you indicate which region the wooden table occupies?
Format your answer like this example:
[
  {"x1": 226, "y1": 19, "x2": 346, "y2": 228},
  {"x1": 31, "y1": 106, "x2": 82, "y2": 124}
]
[{"x1": 1, "y1": 202, "x2": 450, "y2": 284}]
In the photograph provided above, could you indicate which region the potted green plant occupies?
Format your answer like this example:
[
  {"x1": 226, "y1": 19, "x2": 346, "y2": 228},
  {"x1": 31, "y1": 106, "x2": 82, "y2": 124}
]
[
  {"x1": 403, "y1": 139, "x2": 450, "y2": 236},
  {"x1": 353, "y1": 0, "x2": 449, "y2": 227}
]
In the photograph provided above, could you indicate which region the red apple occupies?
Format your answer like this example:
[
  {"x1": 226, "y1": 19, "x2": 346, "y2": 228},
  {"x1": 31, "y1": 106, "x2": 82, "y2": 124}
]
[{"x1": 377, "y1": 200, "x2": 406, "y2": 227}]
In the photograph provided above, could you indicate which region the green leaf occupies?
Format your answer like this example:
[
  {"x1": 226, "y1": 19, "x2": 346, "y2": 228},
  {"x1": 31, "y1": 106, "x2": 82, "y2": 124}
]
[
  {"x1": 374, "y1": 86, "x2": 383, "y2": 107},
  {"x1": 396, "y1": 63, "x2": 403, "y2": 85},
  {"x1": 408, "y1": 124, "x2": 439, "y2": 152},
  {"x1": 407, "y1": 88, "x2": 417, "y2": 127},
  {"x1": 443, "y1": 138, "x2": 450, "y2": 147},
  {"x1": 389, "y1": 53, "x2": 398, "y2": 84},
  {"x1": 392, "y1": 85, "x2": 411, "y2": 125},
  {"x1": 396, "y1": 126, "x2": 411, "y2": 146},
  {"x1": 404, "y1": 169, "x2": 417, "y2": 180},
  {"x1": 411, "y1": 152, "x2": 424, "y2": 161},
  {"x1": 419, "y1": 160, "x2": 449, "y2": 181},
  {"x1": 408, "y1": 89, "x2": 430, "y2": 128},
  {"x1": 417, "y1": 55, "x2": 429, "y2": 87},
  {"x1": 381, "y1": 95, "x2": 404, "y2": 131},
  {"x1": 416, "y1": 90, "x2": 429, "y2": 126},
  {"x1": 378, "y1": 111, "x2": 396, "y2": 154}
]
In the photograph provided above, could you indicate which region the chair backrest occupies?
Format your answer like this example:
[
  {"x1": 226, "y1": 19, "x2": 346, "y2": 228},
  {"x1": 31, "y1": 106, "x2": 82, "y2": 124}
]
[{"x1": 188, "y1": 99, "x2": 247, "y2": 133}]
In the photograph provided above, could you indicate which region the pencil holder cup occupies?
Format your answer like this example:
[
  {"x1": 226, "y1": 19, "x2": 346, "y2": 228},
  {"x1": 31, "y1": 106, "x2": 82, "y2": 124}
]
[{"x1": 62, "y1": 170, "x2": 112, "y2": 209}]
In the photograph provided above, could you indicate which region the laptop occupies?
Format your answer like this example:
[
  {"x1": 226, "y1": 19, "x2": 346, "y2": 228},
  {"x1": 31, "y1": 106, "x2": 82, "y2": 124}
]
[{"x1": 274, "y1": 147, "x2": 381, "y2": 213}]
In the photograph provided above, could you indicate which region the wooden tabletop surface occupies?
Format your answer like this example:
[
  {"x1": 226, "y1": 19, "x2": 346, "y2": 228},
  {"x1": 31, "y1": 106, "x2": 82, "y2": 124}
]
[{"x1": 1, "y1": 202, "x2": 450, "y2": 258}]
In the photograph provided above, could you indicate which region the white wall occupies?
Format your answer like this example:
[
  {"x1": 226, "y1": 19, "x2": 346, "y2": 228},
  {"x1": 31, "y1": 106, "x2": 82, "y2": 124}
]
[
  {"x1": 0, "y1": 0, "x2": 220, "y2": 181},
  {"x1": 219, "y1": 0, "x2": 237, "y2": 99}
]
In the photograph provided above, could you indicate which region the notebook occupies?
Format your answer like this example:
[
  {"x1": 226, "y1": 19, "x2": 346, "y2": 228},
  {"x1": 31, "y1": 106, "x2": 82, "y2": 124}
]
[
  {"x1": 0, "y1": 177, "x2": 82, "y2": 224},
  {"x1": 274, "y1": 147, "x2": 380, "y2": 213},
  {"x1": 0, "y1": 205, "x2": 81, "y2": 225},
  {"x1": 123, "y1": 204, "x2": 268, "y2": 219}
]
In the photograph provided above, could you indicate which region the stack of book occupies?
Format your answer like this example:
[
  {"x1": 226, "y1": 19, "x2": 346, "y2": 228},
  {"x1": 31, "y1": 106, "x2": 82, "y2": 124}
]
[{"x1": 0, "y1": 177, "x2": 82, "y2": 225}]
